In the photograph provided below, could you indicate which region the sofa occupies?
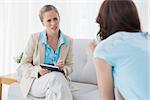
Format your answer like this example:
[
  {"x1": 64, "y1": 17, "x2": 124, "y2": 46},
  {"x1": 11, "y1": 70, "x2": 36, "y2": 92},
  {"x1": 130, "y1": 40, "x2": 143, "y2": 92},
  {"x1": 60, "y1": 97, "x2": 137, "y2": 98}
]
[{"x1": 8, "y1": 39, "x2": 99, "y2": 100}]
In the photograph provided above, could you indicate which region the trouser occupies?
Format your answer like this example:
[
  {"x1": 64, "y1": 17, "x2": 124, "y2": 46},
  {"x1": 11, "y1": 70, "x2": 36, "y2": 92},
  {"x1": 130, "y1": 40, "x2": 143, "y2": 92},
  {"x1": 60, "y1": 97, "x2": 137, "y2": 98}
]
[{"x1": 29, "y1": 72, "x2": 73, "y2": 100}]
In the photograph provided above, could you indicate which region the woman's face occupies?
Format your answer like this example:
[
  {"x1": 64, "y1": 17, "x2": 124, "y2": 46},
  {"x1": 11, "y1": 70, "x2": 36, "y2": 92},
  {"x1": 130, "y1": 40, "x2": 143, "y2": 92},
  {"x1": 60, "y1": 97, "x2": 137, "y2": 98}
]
[{"x1": 42, "y1": 10, "x2": 60, "y2": 34}]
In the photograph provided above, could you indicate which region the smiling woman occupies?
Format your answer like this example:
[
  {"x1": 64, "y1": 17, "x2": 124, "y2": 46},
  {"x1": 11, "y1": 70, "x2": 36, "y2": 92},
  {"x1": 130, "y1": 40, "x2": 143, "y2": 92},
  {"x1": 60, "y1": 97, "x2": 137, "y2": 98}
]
[{"x1": 15, "y1": 4, "x2": 74, "y2": 100}]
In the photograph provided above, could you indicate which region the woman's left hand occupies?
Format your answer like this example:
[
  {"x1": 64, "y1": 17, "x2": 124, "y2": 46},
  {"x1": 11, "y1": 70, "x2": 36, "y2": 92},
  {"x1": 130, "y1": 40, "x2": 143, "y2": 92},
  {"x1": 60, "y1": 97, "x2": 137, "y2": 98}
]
[
  {"x1": 56, "y1": 60, "x2": 64, "y2": 71},
  {"x1": 87, "y1": 40, "x2": 97, "y2": 56}
]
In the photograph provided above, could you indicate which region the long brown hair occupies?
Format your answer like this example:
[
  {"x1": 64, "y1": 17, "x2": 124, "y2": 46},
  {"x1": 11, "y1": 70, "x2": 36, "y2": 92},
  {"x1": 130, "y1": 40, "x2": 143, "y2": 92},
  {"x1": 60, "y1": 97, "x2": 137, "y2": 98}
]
[{"x1": 96, "y1": 0, "x2": 141, "y2": 40}]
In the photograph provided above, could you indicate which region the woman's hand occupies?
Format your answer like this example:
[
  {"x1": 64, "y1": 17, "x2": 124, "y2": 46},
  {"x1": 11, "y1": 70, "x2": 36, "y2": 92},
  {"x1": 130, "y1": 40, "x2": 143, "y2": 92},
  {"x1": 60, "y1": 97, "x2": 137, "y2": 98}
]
[
  {"x1": 39, "y1": 68, "x2": 50, "y2": 76},
  {"x1": 87, "y1": 40, "x2": 97, "y2": 56},
  {"x1": 56, "y1": 60, "x2": 64, "y2": 71}
]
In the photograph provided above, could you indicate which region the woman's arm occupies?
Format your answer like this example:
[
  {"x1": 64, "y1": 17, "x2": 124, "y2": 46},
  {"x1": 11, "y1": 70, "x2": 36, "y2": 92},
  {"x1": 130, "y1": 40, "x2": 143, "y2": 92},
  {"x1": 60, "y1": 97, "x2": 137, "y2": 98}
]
[
  {"x1": 63, "y1": 38, "x2": 73, "y2": 76},
  {"x1": 19, "y1": 34, "x2": 41, "y2": 79},
  {"x1": 115, "y1": 88, "x2": 125, "y2": 100},
  {"x1": 94, "y1": 58, "x2": 115, "y2": 100}
]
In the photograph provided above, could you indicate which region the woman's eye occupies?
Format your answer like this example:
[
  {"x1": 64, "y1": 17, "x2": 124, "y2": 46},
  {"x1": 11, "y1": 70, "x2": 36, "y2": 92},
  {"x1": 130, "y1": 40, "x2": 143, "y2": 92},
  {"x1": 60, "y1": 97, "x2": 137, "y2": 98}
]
[
  {"x1": 53, "y1": 17, "x2": 58, "y2": 21},
  {"x1": 47, "y1": 19, "x2": 51, "y2": 22}
]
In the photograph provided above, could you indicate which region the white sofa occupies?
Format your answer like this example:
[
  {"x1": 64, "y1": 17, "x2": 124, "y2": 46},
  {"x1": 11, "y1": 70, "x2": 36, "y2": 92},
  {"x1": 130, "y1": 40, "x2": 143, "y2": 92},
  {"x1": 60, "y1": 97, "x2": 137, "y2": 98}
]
[{"x1": 8, "y1": 39, "x2": 99, "y2": 100}]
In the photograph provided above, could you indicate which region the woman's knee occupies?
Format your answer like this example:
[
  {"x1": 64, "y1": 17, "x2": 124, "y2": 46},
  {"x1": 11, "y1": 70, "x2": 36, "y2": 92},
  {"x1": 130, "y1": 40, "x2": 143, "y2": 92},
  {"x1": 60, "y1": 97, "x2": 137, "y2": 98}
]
[
  {"x1": 44, "y1": 72, "x2": 65, "y2": 82},
  {"x1": 48, "y1": 72, "x2": 64, "y2": 78}
]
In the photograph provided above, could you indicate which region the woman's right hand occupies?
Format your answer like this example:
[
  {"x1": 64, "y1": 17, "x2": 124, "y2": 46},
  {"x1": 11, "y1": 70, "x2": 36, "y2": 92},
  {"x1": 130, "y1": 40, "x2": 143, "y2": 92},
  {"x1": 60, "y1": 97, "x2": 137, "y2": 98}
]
[{"x1": 38, "y1": 68, "x2": 51, "y2": 76}]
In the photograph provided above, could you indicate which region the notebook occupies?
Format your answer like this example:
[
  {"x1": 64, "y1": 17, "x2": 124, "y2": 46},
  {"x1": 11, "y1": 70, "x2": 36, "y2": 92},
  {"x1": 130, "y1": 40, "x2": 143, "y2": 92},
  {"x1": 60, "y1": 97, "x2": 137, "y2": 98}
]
[{"x1": 40, "y1": 64, "x2": 60, "y2": 72}]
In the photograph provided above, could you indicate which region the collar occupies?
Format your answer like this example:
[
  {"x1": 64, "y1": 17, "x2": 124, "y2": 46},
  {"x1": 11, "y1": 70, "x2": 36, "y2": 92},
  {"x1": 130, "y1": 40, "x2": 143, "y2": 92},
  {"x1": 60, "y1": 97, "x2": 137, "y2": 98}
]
[{"x1": 38, "y1": 29, "x2": 68, "y2": 46}]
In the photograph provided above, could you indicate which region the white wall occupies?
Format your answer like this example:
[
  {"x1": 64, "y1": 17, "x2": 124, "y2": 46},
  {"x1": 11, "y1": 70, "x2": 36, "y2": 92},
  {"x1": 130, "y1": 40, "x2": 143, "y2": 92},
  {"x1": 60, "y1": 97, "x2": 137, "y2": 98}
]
[
  {"x1": 133, "y1": 0, "x2": 149, "y2": 32},
  {"x1": 0, "y1": 0, "x2": 149, "y2": 100}
]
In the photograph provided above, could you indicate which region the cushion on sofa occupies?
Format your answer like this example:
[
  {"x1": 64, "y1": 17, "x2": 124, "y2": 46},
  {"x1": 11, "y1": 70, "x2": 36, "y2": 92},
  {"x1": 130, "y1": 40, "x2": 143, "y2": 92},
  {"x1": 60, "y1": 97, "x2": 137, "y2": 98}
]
[
  {"x1": 74, "y1": 89, "x2": 100, "y2": 100},
  {"x1": 8, "y1": 83, "x2": 44, "y2": 100},
  {"x1": 79, "y1": 54, "x2": 97, "y2": 85},
  {"x1": 8, "y1": 82, "x2": 98, "y2": 100},
  {"x1": 72, "y1": 82, "x2": 97, "y2": 95},
  {"x1": 70, "y1": 39, "x2": 97, "y2": 85},
  {"x1": 72, "y1": 82, "x2": 98, "y2": 100}
]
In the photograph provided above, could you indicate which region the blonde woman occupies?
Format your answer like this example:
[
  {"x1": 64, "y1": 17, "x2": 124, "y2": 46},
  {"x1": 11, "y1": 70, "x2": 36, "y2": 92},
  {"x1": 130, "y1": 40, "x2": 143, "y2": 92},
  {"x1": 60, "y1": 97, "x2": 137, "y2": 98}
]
[{"x1": 17, "y1": 5, "x2": 73, "y2": 100}]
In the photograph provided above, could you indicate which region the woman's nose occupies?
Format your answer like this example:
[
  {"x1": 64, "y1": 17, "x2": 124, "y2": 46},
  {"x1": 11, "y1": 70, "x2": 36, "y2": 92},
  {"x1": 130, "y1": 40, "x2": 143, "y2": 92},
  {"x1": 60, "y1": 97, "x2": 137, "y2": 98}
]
[{"x1": 50, "y1": 20, "x2": 56, "y2": 26}]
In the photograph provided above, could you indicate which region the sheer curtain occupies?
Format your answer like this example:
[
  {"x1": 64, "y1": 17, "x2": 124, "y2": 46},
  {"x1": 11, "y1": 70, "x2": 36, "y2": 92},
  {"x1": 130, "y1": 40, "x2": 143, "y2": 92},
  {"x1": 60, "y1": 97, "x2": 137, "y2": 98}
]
[
  {"x1": 0, "y1": 0, "x2": 149, "y2": 100},
  {"x1": 0, "y1": 1, "x2": 48, "y2": 76}
]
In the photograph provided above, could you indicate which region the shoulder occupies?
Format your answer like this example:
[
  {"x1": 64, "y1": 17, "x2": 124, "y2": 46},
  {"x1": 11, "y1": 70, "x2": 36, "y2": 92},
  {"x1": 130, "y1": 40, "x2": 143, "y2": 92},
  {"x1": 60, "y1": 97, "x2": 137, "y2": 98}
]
[
  {"x1": 95, "y1": 31, "x2": 128, "y2": 49},
  {"x1": 64, "y1": 34, "x2": 73, "y2": 41},
  {"x1": 30, "y1": 32, "x2": 41, "y2": 40},
  {"x1": 94, "y1": 32, "x2": 126, "y2": 60},
  {"x1": 98, "y1": 31, "x2": 129, "y2": 46},
  {"x1": 63, "y1": 34, "x2": 73, "y2": 44},
  {"x1": 94, "y1": 31, "x2": 134, "y2": 57},
  {"x1": 28, "y1": 32, "x2": 41, "y2": 43}
]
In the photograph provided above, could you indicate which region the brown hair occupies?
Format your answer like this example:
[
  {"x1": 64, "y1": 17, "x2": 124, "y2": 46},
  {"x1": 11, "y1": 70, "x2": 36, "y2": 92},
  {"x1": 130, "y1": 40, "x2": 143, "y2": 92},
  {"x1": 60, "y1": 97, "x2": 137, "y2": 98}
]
[
  {"x1": 96, "y1": 0, "x2": 141, "y2": 40},
  {"x1": 39, "y1": 5, "x2": 59, "y2": 22}
]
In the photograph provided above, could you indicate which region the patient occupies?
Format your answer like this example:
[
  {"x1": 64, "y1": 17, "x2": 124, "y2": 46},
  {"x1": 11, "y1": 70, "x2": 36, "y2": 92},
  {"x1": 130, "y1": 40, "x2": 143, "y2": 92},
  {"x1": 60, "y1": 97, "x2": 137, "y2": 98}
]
[
  {"x1": 89, "y1": 0, "x2": 149, "y2": 100},
  {"x1": 17, "y1": 5, "x2": 73, "y2": 100}
]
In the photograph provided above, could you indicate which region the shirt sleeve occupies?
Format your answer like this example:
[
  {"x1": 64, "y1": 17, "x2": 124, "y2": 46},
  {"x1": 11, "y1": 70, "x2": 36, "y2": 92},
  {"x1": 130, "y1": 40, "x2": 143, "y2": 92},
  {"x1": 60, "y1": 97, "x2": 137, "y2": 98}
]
[
  {"x1": 94, "y1": 40, "x2": 114, "y2": 66},
  {"x1": 93, "y1": 34, "x2": 121, "y2": 67}
]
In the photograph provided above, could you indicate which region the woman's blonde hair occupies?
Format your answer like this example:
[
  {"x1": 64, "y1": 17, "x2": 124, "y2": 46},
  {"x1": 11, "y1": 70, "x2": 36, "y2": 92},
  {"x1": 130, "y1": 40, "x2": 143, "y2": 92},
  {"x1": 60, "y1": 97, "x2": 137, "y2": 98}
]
[{"x1": 39, "y1": 5, "x2": 59, "y2": 22}]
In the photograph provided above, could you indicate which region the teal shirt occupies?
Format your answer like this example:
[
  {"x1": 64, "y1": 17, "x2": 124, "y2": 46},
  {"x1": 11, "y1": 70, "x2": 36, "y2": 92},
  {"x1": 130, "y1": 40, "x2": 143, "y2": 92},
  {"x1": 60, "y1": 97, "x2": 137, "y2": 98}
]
[
  {"x1": 94, "y1": 31, "x2": 149, "y2": 100},
  {"x1": 38, "y1": 30, "x2": 68, "y2": 65}
]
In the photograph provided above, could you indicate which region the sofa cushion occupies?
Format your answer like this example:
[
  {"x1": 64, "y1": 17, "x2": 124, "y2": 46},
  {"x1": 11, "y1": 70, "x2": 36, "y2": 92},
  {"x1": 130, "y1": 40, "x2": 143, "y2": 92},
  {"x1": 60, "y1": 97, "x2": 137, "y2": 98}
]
[
  {"x1": 70, "y1": 39, "x2": 88, "y2": 82},
  {"x1": 8, "y1": 82, "x2": 98, "y2": 100},
  {"x1": 74, "y1": 89, "x2": 100, "y2": 100},
  {"x1": 72, "y1": 82, "x2": 97, "y2": 96},
  {"x1": 70, "y1": 39, "x2": 97, "y2": 85},
  {"x1": 79, "y1": 55, "x2": 97, "y2": 85},
  {"x1": 8, "y1": 83, "x2": 45, "y2": 100}
]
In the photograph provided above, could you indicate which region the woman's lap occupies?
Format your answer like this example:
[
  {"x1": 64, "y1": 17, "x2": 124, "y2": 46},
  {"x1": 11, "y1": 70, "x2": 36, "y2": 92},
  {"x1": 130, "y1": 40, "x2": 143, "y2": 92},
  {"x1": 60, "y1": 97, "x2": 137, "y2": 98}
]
[{"x1": 29, "y1": 72, "x2": 68, "y2": 97}]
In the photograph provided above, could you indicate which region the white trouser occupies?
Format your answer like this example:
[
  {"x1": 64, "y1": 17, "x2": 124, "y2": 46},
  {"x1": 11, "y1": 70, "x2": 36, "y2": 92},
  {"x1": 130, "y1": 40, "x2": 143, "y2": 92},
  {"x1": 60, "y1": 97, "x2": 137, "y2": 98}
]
[{"x1": 29, "y1": 72, "x2": 73, "y2": 100}]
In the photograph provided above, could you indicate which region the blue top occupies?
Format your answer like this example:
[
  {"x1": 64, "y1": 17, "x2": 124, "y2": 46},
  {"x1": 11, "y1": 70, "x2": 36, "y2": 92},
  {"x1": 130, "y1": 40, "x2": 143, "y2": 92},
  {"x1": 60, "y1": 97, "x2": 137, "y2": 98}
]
[
  {"x1": 38, "y1": 30, "x2": 68, "y2": 65},
  {"x1": 94, "y1": 31, "x2": 149, "y2": 100}
]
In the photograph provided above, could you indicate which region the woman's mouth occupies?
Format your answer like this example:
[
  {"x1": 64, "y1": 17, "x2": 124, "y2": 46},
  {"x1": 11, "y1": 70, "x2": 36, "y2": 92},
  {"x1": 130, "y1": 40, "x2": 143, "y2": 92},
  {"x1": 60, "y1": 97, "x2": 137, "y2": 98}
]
[{"x1": 51, "y1": 26, "x2": 57, "y2": 30}]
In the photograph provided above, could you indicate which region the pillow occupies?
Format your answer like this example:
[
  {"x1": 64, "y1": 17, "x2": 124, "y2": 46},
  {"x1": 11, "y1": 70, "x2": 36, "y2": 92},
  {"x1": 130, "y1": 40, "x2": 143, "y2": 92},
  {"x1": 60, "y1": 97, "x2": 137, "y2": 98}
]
[
  {"x1": 70, "y1": 39, "x2": 97, "y2": 85},
  {"x1": 80, "y1": 54, "x2": 97, "y2": 85}
]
